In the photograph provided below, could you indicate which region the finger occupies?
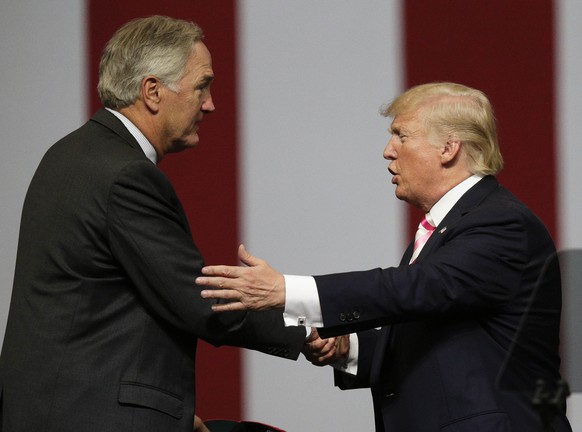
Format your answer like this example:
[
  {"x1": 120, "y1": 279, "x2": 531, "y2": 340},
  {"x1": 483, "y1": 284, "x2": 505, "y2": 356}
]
[
  {"x1": 196, "y1": 276, "x2": 237, "y2": 289},
  {"x1": 200, "y1": 265, "x2": 241, "y2": 278},
  {"x1": 211, "y1": 302, "x2": 246, "y2": 312},
  {"x1": 306, "y1": 327, "x2": 319, "y2": 343},
  {"x1": 238, "y1": 244, "x2": 263, "y2": 267},
  {"x1": 306, "y1": 338, "x2": 335, "y2": 357},
  {"x1": 318, "y1": 349, "x2": 337, "y2": 363},
  {"x1": 305, "y1": 338, "x2": 327, "y2": 350},
  {"x1": 320, "y1": 339, "x2": 337, "y2": 356},
  {"x1": 306, "y1": 337, "x2": 335, "y2": 352},
  {"x1": 200, "y1": 289, "x2": 240, "y2": 300},
  {"x1": 308, "y1": 345, "x2": 338, "y2": 366}
]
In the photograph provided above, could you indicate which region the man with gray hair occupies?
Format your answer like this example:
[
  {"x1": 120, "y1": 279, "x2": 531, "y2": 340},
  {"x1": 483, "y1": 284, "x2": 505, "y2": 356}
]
[
  {"x1": 0, "y1": 15, "x2": 305, "y2": 432},
  {"x1": 197, "y1": 82, "x2": 572, "y2": 431}
]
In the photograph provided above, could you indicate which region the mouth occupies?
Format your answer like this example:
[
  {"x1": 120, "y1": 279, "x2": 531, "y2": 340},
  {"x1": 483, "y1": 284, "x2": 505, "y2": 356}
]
[{"x1": 388, "y1": 166, "x2": 398, "y2": 184}]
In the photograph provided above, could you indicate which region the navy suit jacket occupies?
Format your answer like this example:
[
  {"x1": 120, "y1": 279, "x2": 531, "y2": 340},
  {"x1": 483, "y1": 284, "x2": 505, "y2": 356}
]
[
  {"x1": 0, "y1": 109, "x2": 305, "y2": 432},
  {"x1": 316, "y1": 176, "x2": 571, "y2": 431}
]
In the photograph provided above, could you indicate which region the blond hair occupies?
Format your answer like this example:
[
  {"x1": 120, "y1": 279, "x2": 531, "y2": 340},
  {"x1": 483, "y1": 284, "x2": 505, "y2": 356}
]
[{"x1": 382, "y1": 82, "x2": 503, "y2": 175}]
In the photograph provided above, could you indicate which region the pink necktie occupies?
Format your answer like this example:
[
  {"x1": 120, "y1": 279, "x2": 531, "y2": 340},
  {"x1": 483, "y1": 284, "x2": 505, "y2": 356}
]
[{"x1": 410, "y1": 215, "x2": 435, "y2": 263}]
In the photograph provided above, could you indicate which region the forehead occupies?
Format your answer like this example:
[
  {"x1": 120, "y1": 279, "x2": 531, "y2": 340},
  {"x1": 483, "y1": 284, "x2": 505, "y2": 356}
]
[
  {"x1": 182, "y1": 41, "x2": 214, "y2": 80},
  {"x1": 192, "y1": 41, "x2": 212, "y2": 63},
  {"x1": 390, "y1": 111, "x2": 422, "y2": 132}
]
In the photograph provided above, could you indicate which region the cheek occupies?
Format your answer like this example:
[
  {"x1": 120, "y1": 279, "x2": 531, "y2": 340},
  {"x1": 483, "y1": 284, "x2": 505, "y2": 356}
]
[
  {"x1": 397, "y1": 150, "x2": 417, "y2": 173},
  {"x1": 406, "y1": 150, "x2": 433, "y2": 171},
  {"x1": 399, "y1": 157, "x2": 433, "y2": 188}
]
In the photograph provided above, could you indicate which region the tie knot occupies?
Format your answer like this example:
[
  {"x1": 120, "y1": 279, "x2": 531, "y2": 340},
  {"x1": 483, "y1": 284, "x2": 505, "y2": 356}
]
[
  {"x1": 419, "y1": 215, "x2": 435, "y2": 232},
  {"x1": 411, "y1": 214, "x2": 436, "y2": 263}
]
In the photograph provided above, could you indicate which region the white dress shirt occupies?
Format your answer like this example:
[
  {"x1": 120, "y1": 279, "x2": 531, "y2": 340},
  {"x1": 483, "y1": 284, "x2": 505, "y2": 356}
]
[
  {"x1": 106, "y1": 108, "x2": 158, "y2": 164},
  {"x1": 284, "y1": 174, "x2": 483, "y2": 374}
]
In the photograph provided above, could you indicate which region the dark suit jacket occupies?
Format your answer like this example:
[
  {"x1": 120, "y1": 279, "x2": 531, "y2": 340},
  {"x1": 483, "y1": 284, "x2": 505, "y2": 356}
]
[
  {"x1": 316, "y1": 176, "x2": 571, "y2": 432},
  {"x1": 0, "y1": 109, "x2": 305, "y2": 432}
]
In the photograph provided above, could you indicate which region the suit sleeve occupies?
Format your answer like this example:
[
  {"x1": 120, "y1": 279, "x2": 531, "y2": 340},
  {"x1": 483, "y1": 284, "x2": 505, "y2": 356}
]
[
  {"x1": 316, "y1": 204, "x2": 537, "y2": 338},
  {"x1": 106, "y1": 160, "x2": 305, "y2": 357}
]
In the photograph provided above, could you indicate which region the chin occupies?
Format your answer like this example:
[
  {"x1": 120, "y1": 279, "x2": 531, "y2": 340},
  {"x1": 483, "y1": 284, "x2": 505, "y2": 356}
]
[
  {"x1": 168, "y1": 142, "x2": 199, "y2": 154},
  {"x1": 188, "y1": 135, "x2": 200, "y2": 147},
  {"x1": 394, "y1": 189, "x2": 408, "y2": 202},
  {"x1": 182, "y1": 136, "x2": 201, "y2": 150}
]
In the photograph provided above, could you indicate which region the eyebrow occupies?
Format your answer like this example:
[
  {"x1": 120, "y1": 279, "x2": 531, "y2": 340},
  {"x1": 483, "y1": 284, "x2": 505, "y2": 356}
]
[
  {"x1": 200, "y1": 74, "x2": 214, "y2": 85},
  {"x1": 390, "y1": 121, "x2": 418, "y2": 137}
]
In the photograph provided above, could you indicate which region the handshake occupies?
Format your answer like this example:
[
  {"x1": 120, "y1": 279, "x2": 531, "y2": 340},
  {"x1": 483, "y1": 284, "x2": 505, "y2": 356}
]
[{"x1": 302, "y1": 328, "x2": 350, "y2": 367}]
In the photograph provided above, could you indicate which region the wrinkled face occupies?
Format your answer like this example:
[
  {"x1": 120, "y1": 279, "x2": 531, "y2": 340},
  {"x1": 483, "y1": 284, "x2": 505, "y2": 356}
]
[
  {"x1": 383, "y1": 112, "x2": 444, "y2": 211},
  {"x1": 158, "y1": 41, "x2": 215, "y2": 154}
]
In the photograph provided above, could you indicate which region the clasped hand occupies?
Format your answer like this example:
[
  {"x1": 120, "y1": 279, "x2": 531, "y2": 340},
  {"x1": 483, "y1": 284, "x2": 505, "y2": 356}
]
[
  {"x1": 303, "y1": 328, "x2": 350, "y2": 366},
  {"x1": 197, "y1": 244, "x2": 285, "y2": 312}
]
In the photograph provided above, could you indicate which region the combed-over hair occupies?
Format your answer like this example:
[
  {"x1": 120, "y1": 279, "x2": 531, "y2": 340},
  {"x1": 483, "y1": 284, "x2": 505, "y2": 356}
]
[{"x1": 382, "y1": 82, "x2": 503, "y2": 175}]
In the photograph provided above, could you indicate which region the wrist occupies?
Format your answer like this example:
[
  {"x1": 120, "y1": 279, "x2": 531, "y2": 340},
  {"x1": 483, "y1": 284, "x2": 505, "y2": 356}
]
[{"x1": 277, "y1": 273, "x2": 286, "y2": 308}]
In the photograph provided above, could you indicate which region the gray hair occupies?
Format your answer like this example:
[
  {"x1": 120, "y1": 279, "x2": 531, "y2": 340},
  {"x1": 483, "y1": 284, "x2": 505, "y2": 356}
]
[{"x1": 97, "y1": 15, "x2": 204, "y2": 109}]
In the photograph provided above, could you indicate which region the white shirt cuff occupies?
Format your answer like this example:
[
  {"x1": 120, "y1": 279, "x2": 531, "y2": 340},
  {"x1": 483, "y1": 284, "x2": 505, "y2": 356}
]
[
  {"x1": 332, "y1": 333, "x2": 359, "y2": 376},
  {"x1": 283, "y1": 274, "x2": 323, "y2": 327}
]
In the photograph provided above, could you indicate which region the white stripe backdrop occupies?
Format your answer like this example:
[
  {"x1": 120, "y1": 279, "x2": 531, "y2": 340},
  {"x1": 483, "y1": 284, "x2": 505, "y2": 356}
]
[
  {"x1": 558, "y1": 0, "x2": 582, "y2": 251},
  {"x1": 0, "y1": 0, "x2": 87, "y2": 349},
  {"x1": 238, "y1": 2, "x2": 400, "y2": 430},
  {"x1": 557, "y1": 0, "x2": 582, "y2": 428},
  {"x1": 0, "y1": 0, "x2": 580, "y2": 430}
]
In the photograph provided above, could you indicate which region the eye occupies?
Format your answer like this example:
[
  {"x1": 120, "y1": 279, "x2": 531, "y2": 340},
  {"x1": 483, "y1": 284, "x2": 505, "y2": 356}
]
[
  {"x1": 196, "y1": 76, "x2": 214, "y2": 93},
  {"x1": 391, "y1": 127, "x2": 406, "y2": 141},
  {"x1": 196, "y1": 84, "x2": 210, "y2": 93}
]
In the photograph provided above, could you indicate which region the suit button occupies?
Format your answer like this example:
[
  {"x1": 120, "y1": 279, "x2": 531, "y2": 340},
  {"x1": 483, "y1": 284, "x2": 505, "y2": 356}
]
[
  {"x1": 339, "y1": 313, "x2": 346, "y2": 322},
  {"x1": 353, "y1": 311, "x2": 360, "y2": 320},
  {"x1": 346, "y1": 313, "x2": 353, "y2": 322}
]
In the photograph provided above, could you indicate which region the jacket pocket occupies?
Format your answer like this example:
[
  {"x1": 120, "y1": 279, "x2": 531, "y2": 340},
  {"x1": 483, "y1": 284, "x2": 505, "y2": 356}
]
[
  {"x1": 440, "y1": 411, "x2": 510, "y2": 431},
  {"x1": 118, "y1": 382, "x2": 183, "y2": 419}
]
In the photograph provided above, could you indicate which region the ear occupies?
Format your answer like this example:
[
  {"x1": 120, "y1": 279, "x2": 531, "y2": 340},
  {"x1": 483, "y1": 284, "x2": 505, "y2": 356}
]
[
  {"x1": 142, "y1": 76, "x2": 162, "y2": 113},
  {"x1": 441, "y1": 138, "x2": 462, "y2": 165}
]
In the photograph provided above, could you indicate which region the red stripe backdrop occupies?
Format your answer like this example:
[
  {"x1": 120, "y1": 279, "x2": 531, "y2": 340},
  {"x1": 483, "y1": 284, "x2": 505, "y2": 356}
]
[
  {"x1": 404, "y1": 0, "x2": 557, "y2": 243},
  {"x1": 88, "y1": 0, "x2": 241, "y2": 420}
]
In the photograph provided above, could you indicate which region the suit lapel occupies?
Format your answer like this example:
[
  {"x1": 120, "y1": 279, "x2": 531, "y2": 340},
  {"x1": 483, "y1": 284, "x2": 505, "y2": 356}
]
[
  {"x1": 401, "y1": 241, "x2": 415, "y2": 266},
  {"x1": 414, "y1": 176, "x2": 500, "y2": 261}
]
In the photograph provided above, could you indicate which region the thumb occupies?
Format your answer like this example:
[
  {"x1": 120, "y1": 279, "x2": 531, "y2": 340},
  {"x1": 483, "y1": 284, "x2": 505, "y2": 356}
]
[{"x1": 238, "y1": 244, "x2": 262, "y2": 267}]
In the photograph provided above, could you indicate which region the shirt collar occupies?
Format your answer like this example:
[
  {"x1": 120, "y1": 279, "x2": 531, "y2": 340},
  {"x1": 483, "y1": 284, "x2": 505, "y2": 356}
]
[
  {"x1": 106, "y1": 108, "x2": 158, "y2": 164},
  {"x1": 428, "y1": 174, "x2": 484, "y2": 227}
]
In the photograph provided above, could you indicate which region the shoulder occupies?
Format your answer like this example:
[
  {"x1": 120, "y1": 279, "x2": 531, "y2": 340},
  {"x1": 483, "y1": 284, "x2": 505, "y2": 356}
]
[
  {"x1": 455, "y1": 177, "x2": 545, "y2": 229},
  {"x1": 446, "y1": 180, "x2": 555, "y2": 254},
  {"x1": 477, "y1": 183, "x2": 548, "y2": 233},
  {"x1": 40, "y1": 118, "x2": 147, "y2": 175},
  {"x1": 44, "y1": 109, "x2": 143, "y2": 163}
]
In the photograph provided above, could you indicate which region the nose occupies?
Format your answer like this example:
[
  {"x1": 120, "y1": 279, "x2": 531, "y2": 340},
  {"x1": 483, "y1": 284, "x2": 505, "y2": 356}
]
[
  {"x1": 383, "y1": 135, "x2": 397, "y2": 160},
  {"x1": 202, "y1": 92, "x2": 215, "y2": 113}
]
